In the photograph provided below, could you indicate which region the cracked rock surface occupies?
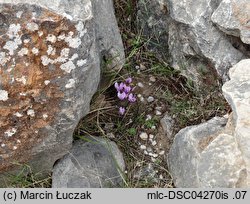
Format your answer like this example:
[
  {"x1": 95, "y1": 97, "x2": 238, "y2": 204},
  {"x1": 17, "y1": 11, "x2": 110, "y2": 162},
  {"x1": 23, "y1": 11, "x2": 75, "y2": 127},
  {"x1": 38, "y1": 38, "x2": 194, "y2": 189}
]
[{"x1": 0, "y1": 0, "x2": 124, "y2": 184}]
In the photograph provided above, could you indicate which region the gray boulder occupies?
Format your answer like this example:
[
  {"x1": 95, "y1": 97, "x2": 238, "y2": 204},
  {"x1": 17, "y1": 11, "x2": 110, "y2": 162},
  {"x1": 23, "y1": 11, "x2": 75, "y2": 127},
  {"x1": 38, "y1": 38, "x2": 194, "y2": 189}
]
[
  {"x1": 212, "y1": 0, "x2": 250, "y2": 45},
  {"x1": 52, "y1": 137, "x2": 125, "y2": 188},
  {"x1": 168, "y1": 60, "x2": 250, "y2": 187},
  {"x1": 137, "y1": 0, "x2": 249, "y2": 84},
  {"x1": 0, "y1": 0, "x2": 124, "y2": 184}
]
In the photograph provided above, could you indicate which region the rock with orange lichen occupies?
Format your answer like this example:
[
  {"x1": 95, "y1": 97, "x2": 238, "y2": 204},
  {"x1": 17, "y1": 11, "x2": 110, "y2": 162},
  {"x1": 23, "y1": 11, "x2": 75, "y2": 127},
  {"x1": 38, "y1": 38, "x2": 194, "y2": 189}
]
[{"x1": 0, "y1": 0, "x2": 124, "y2": 185}]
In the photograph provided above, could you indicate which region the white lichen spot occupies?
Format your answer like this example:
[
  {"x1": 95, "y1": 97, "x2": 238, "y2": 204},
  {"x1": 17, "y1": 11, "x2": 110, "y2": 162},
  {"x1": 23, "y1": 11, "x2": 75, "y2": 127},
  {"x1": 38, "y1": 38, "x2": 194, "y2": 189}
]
[
  {"x1": 66, "y1": 36, "x2": 81, "y2": 48},
  {"x1": 64, "y1": 31, "x2": 81, "y2": 48},
  {"x1": 32, "y1": 12, "x2": 37, "y2": 20},
  {"x1": 7, "y1": 24, "x2": 21, "y2": 39},
  {"x1": 46, "y1": 34, "x2": 57, "y2": 43},
  {"x1": 4, "y1": 24, "x2": 22, "y2": 55},
  {"x1": 13, "y1": 146, "x2": 17, "y2": 150},
  {"x1": 17, "y1": 140, "x2": 21, "y2": 143},
  {"x1": 47, "y1": 45, "x2": 56, "y2": 56},
  {"x1": 24, "y1": 39, "x2": 30, "y2": 44},
  {"x1": 41, "y1": 55, "x2": 53, "y2": 66},
  {"x1": 32, "y1": 47, "x2": 39, "y2": 55},
  {"x1": 18, "y1": 48, "x2": 29, "y2": 56},
  {"x1": 16, "y1": 76, "x2": 27, "y2": 85},
  {"x1": 77, "y1": 59, "x2": 87, "y2": 67},
  {"x1": 0, "y1": 90, "x2": 8, "y2": 101},
  {"x1": 58, "y1": 34, "x2": 66, "y2": 41},
  {"x1": 0, "y1": 52, "x2": 10, "y2": 66},
  {"x1": 56, "y1": 48, "x2": 70, "y2": 63},
  {"x1": 16, "y1": 11, "x2": 23, "y2": 18},
  {"x1": 42, "y1": 114, "x2": 48, "y2": 120},
  {"x1": 4, "y1": 128, "x2": 17, "y2": 137},
  {"x1": 65, "y1": 79, "x2": 76, "y2": 89},
  {"x1": 20, "y1": 92, "x2": 27, "y2": 96},
  {"x1": 60, "y1": 61, "x2": 76, "y2": 73},
  {"x1": 25, "y1": 63, "x2": 30, "y2": 67},
  {"x1": 38, "y1": 31, "x2": 44, "y2": 37},
  {"x1": 35, "y1": 130, "x2": 38, "y2": 134},
  {"x1": 1, "y1": 143, "x2": 6, "y2": 147},
  {"x1": 76, "y1": 21, "x2": 87, "y2": 37},
  {"x1": 27, "y1": 109, "x2": 35, "y2": 117},
  {"x1": 70, "y1": 53, "x2": 78, "y2": 61},
  {"x1": 44, "y1": 80, "x2": 50, "y2": 85},
  {"x1": 14, "y1": 112, "x2": 23, "y2": 118},
  {"x1": 26, "y1": 22, "x2": 39, "y2": 32},
  {"x1": 4, "y1": 40, "x2": 20, "y2": 56}
]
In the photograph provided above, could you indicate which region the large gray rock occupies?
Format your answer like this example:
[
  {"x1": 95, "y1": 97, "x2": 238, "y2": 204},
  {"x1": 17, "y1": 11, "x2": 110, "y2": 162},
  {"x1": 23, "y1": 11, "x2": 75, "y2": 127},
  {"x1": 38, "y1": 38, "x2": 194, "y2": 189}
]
[
  {"x1": 168, "y1": 60, "x2": 250, "y2": 187},
  {"x1": 52, "y1": 137, "x2": 125, "y2": 188},
  {"x1": 212, "y1": 0, "x2": 250, "y2": 45},
  {"x1": 92, "y1": 0, "x2": 125, "y2": 70},
  {"x1": 0, "y1": 0, "x2": 124, "y2": 184},
  {"x1": 222, "y1": 59, "x2": 250, "y2": 187},
  {"x1": 137, "y1": 0, "x2": 249, "y2": 84}
]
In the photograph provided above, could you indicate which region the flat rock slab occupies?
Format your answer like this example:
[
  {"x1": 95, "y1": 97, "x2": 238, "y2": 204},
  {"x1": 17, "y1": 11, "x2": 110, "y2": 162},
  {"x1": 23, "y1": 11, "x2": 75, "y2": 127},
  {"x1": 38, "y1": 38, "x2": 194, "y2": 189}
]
[{"x1": 52, "y1": 137, "x2": 125, "y2": 188}]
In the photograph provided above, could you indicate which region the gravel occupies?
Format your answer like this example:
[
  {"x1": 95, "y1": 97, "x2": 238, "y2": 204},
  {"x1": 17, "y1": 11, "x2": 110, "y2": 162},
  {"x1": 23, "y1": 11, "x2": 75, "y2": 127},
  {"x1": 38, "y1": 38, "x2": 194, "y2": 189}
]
[{"x1": 139, "y1": 132, "x2": 148, "y2": 140}]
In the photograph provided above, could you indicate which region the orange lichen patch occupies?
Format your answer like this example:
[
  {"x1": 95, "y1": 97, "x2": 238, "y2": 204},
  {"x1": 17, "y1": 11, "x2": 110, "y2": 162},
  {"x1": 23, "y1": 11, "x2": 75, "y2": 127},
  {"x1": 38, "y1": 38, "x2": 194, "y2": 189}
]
[{"x1": 0, "y1": 4, "x2": 85, "y2": 171}]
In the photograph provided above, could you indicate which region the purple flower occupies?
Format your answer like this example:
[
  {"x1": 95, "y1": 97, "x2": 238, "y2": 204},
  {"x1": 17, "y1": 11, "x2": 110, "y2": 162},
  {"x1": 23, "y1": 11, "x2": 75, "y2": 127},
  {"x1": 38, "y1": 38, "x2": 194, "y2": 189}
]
[
  {"x1": 119, "y1": 107, "x2": 126, "y2": 115},
  {"x1": 123, "y1": 84, "x2": 132, "y2": 94},
  {"x1": 117, "y1": 91, "x2": 127, "y2": 100},
  {"x1": 125, "y1": 77, "x2": 132, "y2": 84},
  {"x1": 128, "y1": 93, "x2": 136, "y2": 103},
  {"x1": 114, "y1": 82, "x2": 125, "y2": 92}
]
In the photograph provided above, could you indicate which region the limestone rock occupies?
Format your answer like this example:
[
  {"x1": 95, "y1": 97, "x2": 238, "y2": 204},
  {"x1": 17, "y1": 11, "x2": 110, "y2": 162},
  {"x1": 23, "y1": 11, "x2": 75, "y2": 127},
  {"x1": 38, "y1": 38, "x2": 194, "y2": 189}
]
[
  {"x1": 137, "y1": 0, "x2": 249, "y2": 84},
  {"x1": 212, "y1": 0, "x2": 250, "y2": 45},
  {"x1": 92, "y1": 0, "x2": 125, "y2": 70},
  {"x1": 222, "y1": 59, "x2": 250, "y2": 186},
  {"x1": 168, "y1": 60, "x2": 250, "y2": 187},
  {"x1": 52, "y1": 137, "x2": 125, "y2": 188},
  {"x1": 0, "y1": 0, "x2": 124, "y2": 183}
]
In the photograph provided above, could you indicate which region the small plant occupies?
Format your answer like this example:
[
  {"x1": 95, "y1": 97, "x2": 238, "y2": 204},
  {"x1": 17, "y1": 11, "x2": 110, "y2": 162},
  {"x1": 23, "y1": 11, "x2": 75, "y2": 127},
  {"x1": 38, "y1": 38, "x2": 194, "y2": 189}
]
[{"x1": 114, "y1": 77, "x2": 137, "y2": 115}]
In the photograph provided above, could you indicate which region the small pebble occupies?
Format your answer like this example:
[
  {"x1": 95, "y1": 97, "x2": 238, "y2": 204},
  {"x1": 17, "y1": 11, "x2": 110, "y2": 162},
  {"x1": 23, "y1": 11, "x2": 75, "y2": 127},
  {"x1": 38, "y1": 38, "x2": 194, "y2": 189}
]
[
  {"x1": 146, "y1": 114, "x2": 152, "y2": 121},
  {"x1": 137, "y1": 94, "x2": 142, "y2": 98},
  {"x1": 159, "y1": 150, "x2": 165, "y2": 155},
  {"x1": 151, "y1": 125, "x2": 156, "y2": 130},
  {"x1": 149, "y1": 76, "x2": 156, "y2": 82},
  {"x1": 151, "y1": 141, "x2": 157, "y2": 146},
  {"x1": 159, "y1": 174, "x2": 164, "y2": 180},
  {"x1": 155, "y1": 110, "x2": 162, "y2": 116},
  {"x1": 144, "y1": 150, "x2": 149, "y2": 155},
  {"x1": 139, "y1": 132, "x2": 148, "y2": 140},
  {"x1": 152, "y1": 153, "x2": 158, "y2": 158},
  {"x1": 140, "y1": 145, "x2": 147, "y2": 150},
  {"x1": 149, "y1": 134, "x2": 154, "y2": 139},
  {"x1": 148, "y1": 82, "x2": 152, "y2": 86},
  {"x1": 151, "y1": 157, "x2": 156, "y2": 162},
  {"x1": 135, "y1": 65, "x2": 140, "y2": 70},
  {"x1": 106, "y1": 133, "x2": 115, "y2": 139},
  {"x1": 137, "y1": 82, "x2": 144, "y2": 88},
  {"x1": 148, "y1": 152, "x2": 153, "y2": 156},
  {"x1": 147, "y1": 147, "x2": 153, "y2": 152},
  {"x1": 140, "y1": 64, "x2": 146, "y2": 70},
  {"x1": 139, "y1": 97, "x2": 145, "y2": 102},
  {"x1": 147, "y1": 96, "x2": 155, "y2": 103},
  {"x1": 155, "y1": 106, "x2": 162, "y2": 111}
]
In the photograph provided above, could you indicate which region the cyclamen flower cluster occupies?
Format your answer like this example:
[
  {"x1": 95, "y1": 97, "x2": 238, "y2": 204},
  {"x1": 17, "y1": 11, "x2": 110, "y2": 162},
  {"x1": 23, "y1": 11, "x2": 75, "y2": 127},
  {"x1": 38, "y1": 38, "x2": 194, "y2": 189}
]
[{"x1": 114, "y1": 77, "x2": 136, "y2": 115}]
